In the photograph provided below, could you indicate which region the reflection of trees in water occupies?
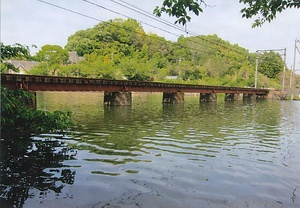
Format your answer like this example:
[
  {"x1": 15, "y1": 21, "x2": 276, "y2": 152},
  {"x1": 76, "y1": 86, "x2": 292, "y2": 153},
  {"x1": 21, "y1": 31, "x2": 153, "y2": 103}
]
[{"x1": 0, "y1": 137, "x2": 77, "y2": 208}]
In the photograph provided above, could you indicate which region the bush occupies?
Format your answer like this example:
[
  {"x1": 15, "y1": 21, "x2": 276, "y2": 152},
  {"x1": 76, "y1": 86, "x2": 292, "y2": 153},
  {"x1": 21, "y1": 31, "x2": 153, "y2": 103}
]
[{"x1": 1, "y1": 86, "x2": 73, "y2": 138}]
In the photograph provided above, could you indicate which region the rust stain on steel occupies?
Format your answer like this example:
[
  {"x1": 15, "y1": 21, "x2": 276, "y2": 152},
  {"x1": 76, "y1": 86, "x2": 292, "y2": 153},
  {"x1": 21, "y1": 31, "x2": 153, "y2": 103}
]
[{"x1": 1, "y1": 74, "x2": 269, "y2": 95}]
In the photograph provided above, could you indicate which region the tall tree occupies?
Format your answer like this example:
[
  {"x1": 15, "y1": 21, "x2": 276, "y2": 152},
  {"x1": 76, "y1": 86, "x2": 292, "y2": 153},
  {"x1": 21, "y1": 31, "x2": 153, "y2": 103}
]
[
  {"x1": 31, "y1": 45, "x2": 69, "y2": 75},
  {"x1": 35, "y1": 44, "x2": 69, "y2": 64},
  {"x1": 258, "y1": 52, "x2": 284, "y2": 79},
  {"x1": 65, "y1": 19, "x2": 145, "y2": 57}
]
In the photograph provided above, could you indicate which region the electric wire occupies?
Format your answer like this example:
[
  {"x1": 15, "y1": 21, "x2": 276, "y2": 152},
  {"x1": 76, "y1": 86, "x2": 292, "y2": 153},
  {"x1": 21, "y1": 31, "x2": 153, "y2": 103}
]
[
  {"x1": 110, "y1": 0, "x2": 187, "y2": 33},
  {"x1": 82, "y1": 0, "x2": 184, "y2": 40},
  {"x1": 103, "y1": 0, "x2": 247, "y2": 55},
  {"x1": 37, "y1": 0, "x2": 244, "y2": 56},
  {"x1": 83, "y1": 0, "x2": 245, "y2": 56},
  {"x1": 37, "y1": 0, "x2": 248, "y2": 59},
  {"x1": 98, "y1": 0, "x2": 215, "y2": 49},
  {"x1": 37, "y1": 0, "x2": 207, "y2": 54}
]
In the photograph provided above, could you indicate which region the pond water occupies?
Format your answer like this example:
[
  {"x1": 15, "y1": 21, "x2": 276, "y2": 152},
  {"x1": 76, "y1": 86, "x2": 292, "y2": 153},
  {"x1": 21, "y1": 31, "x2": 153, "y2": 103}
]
[{"x1": 1, "y1": 92, "x2": 300, "y2": 208}]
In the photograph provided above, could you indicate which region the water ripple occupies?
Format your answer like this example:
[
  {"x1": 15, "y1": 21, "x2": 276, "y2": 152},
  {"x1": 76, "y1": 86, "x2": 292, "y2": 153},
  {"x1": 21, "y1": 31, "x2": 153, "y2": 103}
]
[{"x1": 8, "y1": 92, "x2": 299, "y2": 208}]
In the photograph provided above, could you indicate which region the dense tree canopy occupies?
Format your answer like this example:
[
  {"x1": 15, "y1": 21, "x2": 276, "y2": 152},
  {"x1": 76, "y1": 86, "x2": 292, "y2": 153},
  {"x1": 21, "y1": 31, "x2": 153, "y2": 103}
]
[
  {"x1": 258, "y1": 52, "x2": 284, "y2": 79},
  {"x1": 31, "y1": 45, "x2": 69, "y2": 75},
  {"x1": 154, "y1": 0, "x2": 300, "y2": 27}
]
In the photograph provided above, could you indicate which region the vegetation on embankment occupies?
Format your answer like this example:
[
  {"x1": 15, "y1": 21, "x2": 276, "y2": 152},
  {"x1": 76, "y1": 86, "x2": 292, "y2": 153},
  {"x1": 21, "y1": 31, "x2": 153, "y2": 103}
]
[
  {"x1": 23, "y1": 18, "x2": 290, "y2": 89},
  {"x1": 0, "y1": 86, "x2": 73, "y2": 138}
]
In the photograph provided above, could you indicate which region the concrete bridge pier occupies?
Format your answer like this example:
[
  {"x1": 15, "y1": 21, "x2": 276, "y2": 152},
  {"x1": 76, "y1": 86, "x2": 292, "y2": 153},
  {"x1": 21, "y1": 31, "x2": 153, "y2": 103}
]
[
  {"x1": 200, "y1": 93, "x2": 217, "y2": 102},
  {"x1": 163, "y1": 92, "x2": 184, "y2": 104},
  {"x1": 225, "y1": 93, "x2": 239, "y2": 101},
  {"x1": 104, "y1": 91, "x2": 132, "y2": 106},
  {"x1": 257, "y1": 94, "x2": 267, "y2": 99},
  {"x1": 243, "y1": 93, "x2": 256, "y2": 101},
  {"x1": 26, "y1": 91, "x2": 37, "y2": 109}
]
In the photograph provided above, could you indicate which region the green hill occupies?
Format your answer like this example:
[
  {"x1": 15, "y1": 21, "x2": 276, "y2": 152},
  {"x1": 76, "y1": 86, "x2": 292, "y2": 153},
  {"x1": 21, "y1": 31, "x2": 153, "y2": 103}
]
[{"x1": 33, "y1": 18, "x2": 285, "y2": 88}]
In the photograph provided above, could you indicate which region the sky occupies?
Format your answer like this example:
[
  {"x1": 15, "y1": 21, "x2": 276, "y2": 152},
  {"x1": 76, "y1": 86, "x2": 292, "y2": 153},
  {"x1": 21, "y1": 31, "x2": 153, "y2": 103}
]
[{"x1": 1, "y1": 0, "x2": 300, "y2": 70}]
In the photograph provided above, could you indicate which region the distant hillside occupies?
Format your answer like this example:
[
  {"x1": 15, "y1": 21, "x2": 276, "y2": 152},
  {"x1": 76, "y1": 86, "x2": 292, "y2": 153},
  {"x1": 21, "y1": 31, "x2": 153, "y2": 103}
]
[{"x1": 36, "y1": 18, "x2": 286, "y2": 88}]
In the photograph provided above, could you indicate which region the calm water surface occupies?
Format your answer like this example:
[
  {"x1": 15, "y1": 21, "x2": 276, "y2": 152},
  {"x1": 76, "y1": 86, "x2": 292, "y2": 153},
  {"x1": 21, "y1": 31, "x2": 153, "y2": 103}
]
[{"x1": 1, "y1": 92, "x2": 300, "y2": 208}]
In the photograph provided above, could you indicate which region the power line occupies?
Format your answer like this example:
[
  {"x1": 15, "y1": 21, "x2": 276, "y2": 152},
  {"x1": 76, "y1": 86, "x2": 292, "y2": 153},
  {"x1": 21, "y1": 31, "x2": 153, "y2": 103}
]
[
  {"x1": 82, "y1": 0, "x2": 211, "y2": 54},
  {"x1": 104, "y1": 0, "x2": 247, "y2": 56},
  {"x1": 37, "y1": 0, "x2": 103, "y2": 22},
  {"x1": 82, "y1": 0, "x2": 184, "y2": 39},
  {"x1": 37, "y1": 0, "x2": 248, "y2": 60},
  {"x1": 37, "y1": 0, "x2": 207, "y2": 54},
  {"x1": 110, "y1": 0, "x2": 187, "y2": 33},
  {"x1": 38, "y1": 0, "x2": 246, "y2": 57},
  {"x1": 105, "y1": 0, "x2": 215, "y2": 49},
  {"x1": 84, "y1": 0, "x2": 246, "y2": 56}
]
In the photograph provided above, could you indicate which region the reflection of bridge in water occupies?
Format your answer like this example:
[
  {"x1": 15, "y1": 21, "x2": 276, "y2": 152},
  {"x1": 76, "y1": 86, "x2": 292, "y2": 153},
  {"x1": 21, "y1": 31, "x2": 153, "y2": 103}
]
[{"x1": 1, "y1": 74, "x2": 271, "y2": 106}]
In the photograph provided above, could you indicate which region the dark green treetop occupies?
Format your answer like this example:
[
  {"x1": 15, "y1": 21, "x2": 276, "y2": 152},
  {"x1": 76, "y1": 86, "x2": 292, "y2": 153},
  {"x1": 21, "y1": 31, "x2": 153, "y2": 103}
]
[{"x1": 0, "y1": 43, "x2": 31, "y2": 73}]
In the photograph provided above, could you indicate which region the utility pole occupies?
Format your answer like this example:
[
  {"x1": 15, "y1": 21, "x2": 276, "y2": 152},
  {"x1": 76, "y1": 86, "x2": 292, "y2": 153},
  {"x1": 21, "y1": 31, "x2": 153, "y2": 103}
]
[
  {"x1": 292, "y1": 39, "x2": 300, "y2": 88},
  {"x1": 282, "y1": 48, "x2": 287, "y2": 91},
  {"x1": 255, "y1": 51, "x2": 259, "y2": 88},
  {"x1": 290, "y1": 65, "x2": 293, "y2": 89}
]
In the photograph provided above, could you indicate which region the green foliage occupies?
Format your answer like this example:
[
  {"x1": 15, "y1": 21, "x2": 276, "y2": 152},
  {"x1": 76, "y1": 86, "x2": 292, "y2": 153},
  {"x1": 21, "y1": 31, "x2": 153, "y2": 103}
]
[
  {"x1": 0, "y1": 42, "x2": 31, "y2": 60},
  {"x1": 65, "y1": 29, "x2": 95, "y2": 56},
  {"x1": 0, "y1": 43, "x2": 31, "y2": 73},
  {"x1": 31, "y1": 45, "x2": 69, "y2": 75},
  {"x1": 240, "y1": 0, "x2": 300, "y2": 27},
  {"x1": 120, "y1": 56, "x2": 153, "y2": 81},
  {"x1": 1, "y1": 86, "x2": 73, "y2": 138},
  {"x1": 65, "y1": 19, "x2": 145, "y2": 58},
  {"x1": 258, "y1": 52, "x2": 284, "y2": 79},
  {"x1": 153, "y1": 0, "x2": 299, "y2": 27},
  {"x1": 60, "y1": 18, "x2": 284, "y2": 88},
  {"x1": 35, "y1": 45, "x2": 69, "y2": 64},
  {"x1": 154, "y1": 0, "x2": 204, "y2": 25}
]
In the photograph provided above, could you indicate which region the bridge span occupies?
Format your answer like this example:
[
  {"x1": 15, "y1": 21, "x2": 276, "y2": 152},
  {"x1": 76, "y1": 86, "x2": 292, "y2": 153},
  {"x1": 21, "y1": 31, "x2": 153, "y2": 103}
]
[{"x1": 1, "y1": 74, "x2": 270, "y2": 105}]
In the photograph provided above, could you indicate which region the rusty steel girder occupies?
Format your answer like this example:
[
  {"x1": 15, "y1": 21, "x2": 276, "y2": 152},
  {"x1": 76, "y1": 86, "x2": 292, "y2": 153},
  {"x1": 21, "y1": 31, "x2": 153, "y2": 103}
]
[{"x1": 0, "y1": 74, "x2": 269, "y2": 95}]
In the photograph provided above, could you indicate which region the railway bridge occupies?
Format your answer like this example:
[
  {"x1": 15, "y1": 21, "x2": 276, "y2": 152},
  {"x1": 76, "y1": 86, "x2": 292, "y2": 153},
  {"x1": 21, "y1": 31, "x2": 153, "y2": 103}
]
[{"x1": 1, "y1": 74, "x2": 271, "y2": 106}]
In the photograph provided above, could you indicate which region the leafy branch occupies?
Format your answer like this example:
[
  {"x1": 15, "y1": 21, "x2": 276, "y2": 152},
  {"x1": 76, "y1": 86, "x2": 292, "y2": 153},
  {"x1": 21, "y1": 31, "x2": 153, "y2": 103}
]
[
  {"x1": 153, "y1": 0, "x2": 300, "y2": 27},
  {"x1": 154, "y1": 0, "x2": 207, "y2": 25},
  {"x1": 239, "y1": 0, "x2": 300, "y2": 27}
]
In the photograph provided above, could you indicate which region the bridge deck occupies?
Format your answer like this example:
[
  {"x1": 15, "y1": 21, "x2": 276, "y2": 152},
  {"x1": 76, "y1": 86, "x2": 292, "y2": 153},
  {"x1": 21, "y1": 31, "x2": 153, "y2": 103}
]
[{"x1": 1, "y1": 74, "x2": 269, "y2": 95}]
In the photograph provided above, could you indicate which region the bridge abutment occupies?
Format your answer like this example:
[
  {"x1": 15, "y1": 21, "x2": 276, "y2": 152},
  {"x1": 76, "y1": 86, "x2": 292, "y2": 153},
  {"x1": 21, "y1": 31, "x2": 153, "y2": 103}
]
[
  {"x1": 266, "y1": 89, "x2": 287, "y2": 100},
  {"x1": 200, "y1": 93, "x2": 217, "y2": 102},
  {"x1": 163, "y1": 92, "x2": 184, "y2": 104},
  {"x1": 104, "y1": 91, "x2": 132, "y2": 106},
  {"x1": 225, "y1": 93, "x2": 239, "y2": 101}
]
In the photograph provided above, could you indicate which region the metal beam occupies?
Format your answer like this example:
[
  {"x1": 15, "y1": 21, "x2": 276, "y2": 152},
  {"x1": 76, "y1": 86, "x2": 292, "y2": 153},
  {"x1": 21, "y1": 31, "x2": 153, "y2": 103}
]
[{"x1": 1, "y1": 74, "x2": 269, "y2": 96}]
